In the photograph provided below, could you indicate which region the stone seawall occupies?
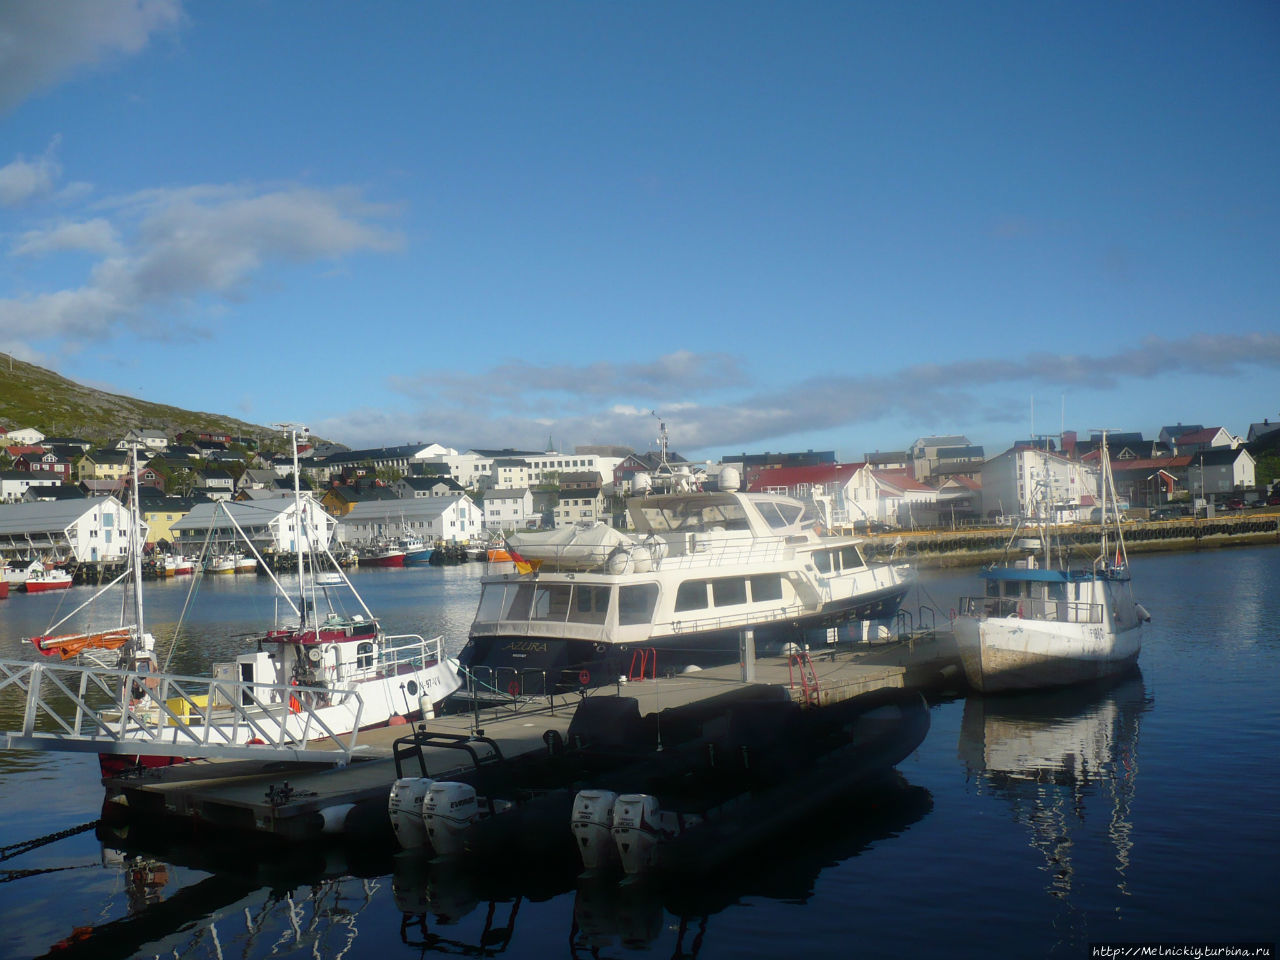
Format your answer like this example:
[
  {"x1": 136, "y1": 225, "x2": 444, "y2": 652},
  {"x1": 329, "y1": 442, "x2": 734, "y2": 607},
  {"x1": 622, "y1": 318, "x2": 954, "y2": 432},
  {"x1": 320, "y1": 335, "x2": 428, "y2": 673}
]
[{"x1": 858, "y1": 513, "x2": 1280, "y2": 569}]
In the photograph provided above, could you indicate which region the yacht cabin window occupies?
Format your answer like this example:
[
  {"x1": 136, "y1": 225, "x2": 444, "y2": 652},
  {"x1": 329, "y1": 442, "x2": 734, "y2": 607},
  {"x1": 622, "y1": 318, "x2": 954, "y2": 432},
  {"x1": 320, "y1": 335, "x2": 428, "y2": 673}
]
[
  {"x1": 711, "y1": 578, "x2": 747, "y2": 607},
  {"x1": 618, "y1": 584, "x2": 658, "y2": 625},
  {"x1": 750, "y1": 574, "x2": 784, "y2": 602},
  {"x1": 813, "y1": 551, "x2": 832, "y2": 574},
  {"x1": 675, "y1": 580, "x2": 709, "y2": 612},
  {"x1": 568, "y1": 584, "x2": 610, "y2": 624}
]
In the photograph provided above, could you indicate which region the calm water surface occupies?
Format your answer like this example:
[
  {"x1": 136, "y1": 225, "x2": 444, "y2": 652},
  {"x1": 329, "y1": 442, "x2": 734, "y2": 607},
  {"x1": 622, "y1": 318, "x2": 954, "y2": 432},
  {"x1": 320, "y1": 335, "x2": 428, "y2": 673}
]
[{"x1": 1, "y1": 549, "x2": 1277, "y2": 959}]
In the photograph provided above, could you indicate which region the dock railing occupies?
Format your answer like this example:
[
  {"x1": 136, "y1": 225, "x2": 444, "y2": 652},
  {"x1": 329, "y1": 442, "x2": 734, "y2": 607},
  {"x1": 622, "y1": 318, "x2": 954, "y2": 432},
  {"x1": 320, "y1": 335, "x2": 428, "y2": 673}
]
[{"x1": 0, "y1": 657, "x2": 362, "y2": 762}]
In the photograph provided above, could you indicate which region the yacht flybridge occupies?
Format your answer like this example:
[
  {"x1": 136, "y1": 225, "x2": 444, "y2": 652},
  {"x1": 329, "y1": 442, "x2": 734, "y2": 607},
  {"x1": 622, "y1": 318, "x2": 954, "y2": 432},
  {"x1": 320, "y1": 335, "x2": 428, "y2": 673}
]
[{"x1": 458, "y1": 466, "x2": 914, "y2": 697}]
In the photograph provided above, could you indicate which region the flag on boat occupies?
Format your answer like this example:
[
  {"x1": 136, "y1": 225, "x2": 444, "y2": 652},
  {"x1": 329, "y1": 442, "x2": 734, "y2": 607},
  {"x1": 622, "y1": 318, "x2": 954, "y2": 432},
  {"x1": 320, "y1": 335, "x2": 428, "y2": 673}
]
[{"x1": 505, "y1": 538, "x2": 534, "y2": 575}]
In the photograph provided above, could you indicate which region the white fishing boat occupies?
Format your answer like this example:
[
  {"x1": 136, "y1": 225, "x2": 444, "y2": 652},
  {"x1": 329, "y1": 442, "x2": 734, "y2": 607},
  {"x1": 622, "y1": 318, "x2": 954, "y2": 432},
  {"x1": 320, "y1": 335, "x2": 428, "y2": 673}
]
[
  {"x1": 14, "y1": 432, "x2": 461, "y2": 774},
  {"x1": 458, "y1": 427, "x2": 914, "y2": 696},
  {"x1": 205, "y1": 554, "x2": 237, "y2": 575},
  {"x1": 953, "y1": 432, "x2": 1151, "y2": 693}
]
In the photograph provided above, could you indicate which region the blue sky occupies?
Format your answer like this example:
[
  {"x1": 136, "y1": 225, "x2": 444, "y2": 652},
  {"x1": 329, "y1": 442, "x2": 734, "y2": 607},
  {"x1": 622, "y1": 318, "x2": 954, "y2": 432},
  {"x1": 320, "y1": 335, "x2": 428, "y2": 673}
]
[{"x1": 1, "y1": 1, "x2": 1277, "y2": 462}]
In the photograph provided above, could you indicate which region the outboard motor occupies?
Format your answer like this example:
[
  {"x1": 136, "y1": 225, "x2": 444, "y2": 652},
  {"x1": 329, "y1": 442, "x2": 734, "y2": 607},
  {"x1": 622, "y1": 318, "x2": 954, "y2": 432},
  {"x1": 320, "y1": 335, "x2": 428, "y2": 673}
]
[
  {"x1": 423, "y1": 781, "x2": 480, "y2": 859},
  {"x1": 388, "y1": 777, "x2": 434, "y2": 850},
  {"x1": 571, "y1": 789, "x2": 619, "y2": 872},
  {"x1": 612, "y1": 794, "x2": 665, "y2": 876}
]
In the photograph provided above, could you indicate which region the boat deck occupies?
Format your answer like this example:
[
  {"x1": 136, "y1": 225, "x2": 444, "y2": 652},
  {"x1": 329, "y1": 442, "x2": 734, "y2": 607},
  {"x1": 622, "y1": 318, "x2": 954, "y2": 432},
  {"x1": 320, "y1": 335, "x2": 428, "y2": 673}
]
[{"x1": 101, "y1": 630, "x2": 961, "y2": 841}]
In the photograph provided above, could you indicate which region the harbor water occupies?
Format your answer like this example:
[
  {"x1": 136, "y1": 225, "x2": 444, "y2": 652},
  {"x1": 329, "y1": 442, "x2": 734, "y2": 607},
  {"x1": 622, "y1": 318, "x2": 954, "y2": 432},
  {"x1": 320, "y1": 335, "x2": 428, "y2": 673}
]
[{"x1": 1, "y1": 546, "x2": 1277, "y2": 959}]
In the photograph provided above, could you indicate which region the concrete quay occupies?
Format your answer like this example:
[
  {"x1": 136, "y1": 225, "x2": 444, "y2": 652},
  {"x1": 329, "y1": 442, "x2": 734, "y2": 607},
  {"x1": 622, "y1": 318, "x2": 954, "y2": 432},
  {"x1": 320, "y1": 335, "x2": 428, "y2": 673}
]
[
  {"x1": 857, "y1": 511, "x2": 1280, "y2": 568},
  {"x1": 100, "y1": 630, "x2": 962, "y2": 842}
]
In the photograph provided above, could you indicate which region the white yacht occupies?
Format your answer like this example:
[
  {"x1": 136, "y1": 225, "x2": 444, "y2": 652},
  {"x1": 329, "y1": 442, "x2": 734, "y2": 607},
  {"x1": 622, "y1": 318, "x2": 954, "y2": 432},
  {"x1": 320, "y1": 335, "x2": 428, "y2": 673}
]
[{"x1": 457, "y1": 465, "x2": 914, "y2": 696}]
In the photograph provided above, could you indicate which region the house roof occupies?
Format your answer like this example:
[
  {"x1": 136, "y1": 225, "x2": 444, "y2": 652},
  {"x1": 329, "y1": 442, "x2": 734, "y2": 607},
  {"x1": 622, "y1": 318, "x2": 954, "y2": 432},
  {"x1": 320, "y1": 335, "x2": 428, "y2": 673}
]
[
  {"x1": 874, "y1": 469, "x2": 934, "y2": 493},
  {"x1": 26, "y1": 485, "x2": 88, "y2": 501},
  {"x1": 171, "y1": 499, "x2": 312, "y2": 531},
  {"x1": 1108, "y1": 455, "x2": 1194, "y2": 472},
  {"x1": 481, "y1": 487, "x2": 531, "y2": 501},
  {"x1": 1173, "y1": 427, "x2": 1226, "y2": 445},
  {"x1": 338, "y1": 497, "x2": 467, "y2": 524},
  {"x1": 745, "y1": 462, "x2": 864, "y2": 492},
  {"x1": 1248, "y1": 420, "x2": 1280, "y2": 443},
  {"x1": 401, "y1": 476, "x2": 464, "y2": 491},
  {"x1": 0, "y1": 498, "x2": 118, "y2": 535}
]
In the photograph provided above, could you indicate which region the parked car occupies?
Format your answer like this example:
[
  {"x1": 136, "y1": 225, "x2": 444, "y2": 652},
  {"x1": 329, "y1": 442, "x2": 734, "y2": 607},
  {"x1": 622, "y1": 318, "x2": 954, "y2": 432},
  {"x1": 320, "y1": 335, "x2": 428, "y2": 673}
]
[
  {"x1": 1268, "y1": 494, "x2": 1280, "y2": 506},
  {"x1": 1224, "y1": 497, "x2": 1246, "y2": 511},
  {"x1": 1151, "y1": 507, "x2": 1181, "y2": 521},
  {"x1": 1249, "y1": 498, "x2": 1267, "y2": 508}
]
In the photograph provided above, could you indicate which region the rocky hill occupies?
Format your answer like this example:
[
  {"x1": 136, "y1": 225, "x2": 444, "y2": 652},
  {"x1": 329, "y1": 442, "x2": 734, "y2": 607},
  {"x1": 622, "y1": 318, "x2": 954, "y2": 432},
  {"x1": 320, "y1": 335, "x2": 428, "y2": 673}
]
[{"x1": 0, "y1": 353, "x2": 278, "y2": 447}]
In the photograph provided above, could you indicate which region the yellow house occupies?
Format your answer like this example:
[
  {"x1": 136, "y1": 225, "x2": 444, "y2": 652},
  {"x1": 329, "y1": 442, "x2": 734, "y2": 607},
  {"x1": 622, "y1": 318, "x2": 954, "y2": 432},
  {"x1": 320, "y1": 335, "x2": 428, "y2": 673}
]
[
  {"x1": 142, "y1": 500, "x2": 197, "y2": 546},
  {"x1": 77, "y1": 449, "x2": 130, "y2": 484}
]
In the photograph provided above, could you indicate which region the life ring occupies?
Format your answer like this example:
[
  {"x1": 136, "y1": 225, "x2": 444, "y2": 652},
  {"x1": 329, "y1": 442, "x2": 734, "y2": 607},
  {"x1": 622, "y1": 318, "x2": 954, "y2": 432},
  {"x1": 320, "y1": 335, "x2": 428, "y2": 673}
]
[
  {"x1": 578, "y1": 669, "x2": 591, "y2": 686},
  {"x1": 507, "y1": 680, "x2": 520, "y2": 696}
]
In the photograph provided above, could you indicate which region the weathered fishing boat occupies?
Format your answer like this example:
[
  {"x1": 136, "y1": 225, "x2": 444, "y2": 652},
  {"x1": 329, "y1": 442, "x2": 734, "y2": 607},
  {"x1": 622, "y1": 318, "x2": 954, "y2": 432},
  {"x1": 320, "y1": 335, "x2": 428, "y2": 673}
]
[{"x1": 953, "y1": 432, "x2": 1151, "y2": 693}]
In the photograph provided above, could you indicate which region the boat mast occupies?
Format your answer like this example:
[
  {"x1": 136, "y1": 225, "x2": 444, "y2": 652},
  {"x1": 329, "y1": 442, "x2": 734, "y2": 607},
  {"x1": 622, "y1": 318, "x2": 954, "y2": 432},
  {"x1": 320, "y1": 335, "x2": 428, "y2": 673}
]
[
  {"x1": 1099, "y1": 430, "x2": 1109, "y2": 566},
  {"x1": 128, "y1": 442, "x2": 145, "y2": 641},
  {"x1": 275, "y1": 422, "x2": 309, "y2": 627}
]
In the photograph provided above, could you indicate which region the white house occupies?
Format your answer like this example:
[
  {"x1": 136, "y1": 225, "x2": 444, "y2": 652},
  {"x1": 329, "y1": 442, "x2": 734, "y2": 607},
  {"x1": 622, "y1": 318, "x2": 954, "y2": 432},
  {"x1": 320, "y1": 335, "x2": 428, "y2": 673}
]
[
  {"x1": 0, "y1": 470, "x2": 62, "y2": 503},
  {"x1": 0, "y1": 497, "x2": 138, "y2": 564},
  {"x1": 170, "y1": 498, "x2": 336, "y2": 556},
  {"x1": 117, "y1": 429, "x2": 169, "y2": 452},
  {"x1": 394, "y1": 476, "x2": 467, "y2": 499},
  {"x1": 844, "y1": 468, "x2": 940, "y2": 529},
  {"x1": 3, "y1": 427, "x2": 46, "y2": 445},
  {"x1": 981, "y1": 446, "x2": 1099, "y2": 522},
  {"x1": 479, "y1": 487, "x2": 537, "y2": 533},
  {"x1": 336, "y1": 495, "x2": 482, "y2": 545},
  {"x1": 1186, "y1": 447, "x2": 1256, "y2": 497}
]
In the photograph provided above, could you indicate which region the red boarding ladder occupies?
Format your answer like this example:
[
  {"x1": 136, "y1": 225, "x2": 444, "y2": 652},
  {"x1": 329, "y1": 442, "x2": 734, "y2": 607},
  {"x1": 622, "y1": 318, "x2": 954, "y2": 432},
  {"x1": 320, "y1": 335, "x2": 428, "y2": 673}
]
[
  {"x1": 788, "y1": 650, "x2": 821, "y2": 706},
  {"x1": 629, "y1": 648, "x2": 658, "y2": 681}
]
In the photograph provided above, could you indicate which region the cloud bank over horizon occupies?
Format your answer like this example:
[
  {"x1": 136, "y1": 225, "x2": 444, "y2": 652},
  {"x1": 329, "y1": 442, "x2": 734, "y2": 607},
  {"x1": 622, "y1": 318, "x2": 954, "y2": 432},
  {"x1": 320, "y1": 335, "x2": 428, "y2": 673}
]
[{"x1": 312, "y1": 332, "x2": 1280, "y2": 456}]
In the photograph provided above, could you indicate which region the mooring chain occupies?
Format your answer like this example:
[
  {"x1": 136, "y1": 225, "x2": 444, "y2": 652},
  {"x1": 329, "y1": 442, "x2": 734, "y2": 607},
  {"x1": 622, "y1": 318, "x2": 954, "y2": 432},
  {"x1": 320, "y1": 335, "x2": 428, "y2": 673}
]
[{"x1": 0, "y1": 821, "x2": 97, "y2": 863}]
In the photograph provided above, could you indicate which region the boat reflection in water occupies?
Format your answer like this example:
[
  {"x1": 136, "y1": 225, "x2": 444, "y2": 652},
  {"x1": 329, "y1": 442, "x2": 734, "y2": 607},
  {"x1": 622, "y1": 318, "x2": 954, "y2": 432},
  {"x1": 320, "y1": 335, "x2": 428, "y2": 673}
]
[
  {"x1": 53, "y1": 774, "x2": 929, "y2": 959},
  {"x1": 958, "y1": 671, "x2": 1152, "y2": 907}
]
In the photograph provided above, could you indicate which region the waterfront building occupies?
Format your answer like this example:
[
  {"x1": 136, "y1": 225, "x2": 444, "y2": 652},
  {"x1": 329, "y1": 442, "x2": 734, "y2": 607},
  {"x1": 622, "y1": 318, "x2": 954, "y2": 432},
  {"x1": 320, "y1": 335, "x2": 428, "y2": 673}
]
[
  {"x1": 0, "y1": 497, "x2": 137, "y2": 564},
  {"x1": 980, "y1": 446, "x2": 1099, "y2": 522},
  {"x1": 170, "y1": 498, "x2": 335, "y2": 555},
  {"x1": 335, "y1": 495, "x2": 482, "y2": 545}
]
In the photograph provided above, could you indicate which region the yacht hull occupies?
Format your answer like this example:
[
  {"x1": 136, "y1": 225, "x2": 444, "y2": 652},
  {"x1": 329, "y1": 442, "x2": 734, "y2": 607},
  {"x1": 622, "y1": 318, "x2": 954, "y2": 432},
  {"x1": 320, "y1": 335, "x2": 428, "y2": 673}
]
[{"x1": 459, "y1": 581, "x2": 911, "y2": 697}]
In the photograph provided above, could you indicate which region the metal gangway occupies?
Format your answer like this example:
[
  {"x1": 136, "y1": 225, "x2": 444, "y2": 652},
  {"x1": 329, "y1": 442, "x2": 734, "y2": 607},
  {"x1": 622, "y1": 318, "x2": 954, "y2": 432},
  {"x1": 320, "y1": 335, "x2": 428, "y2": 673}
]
[{"x1": 0, "y1": 657, "x2": 366, "y2": 764}]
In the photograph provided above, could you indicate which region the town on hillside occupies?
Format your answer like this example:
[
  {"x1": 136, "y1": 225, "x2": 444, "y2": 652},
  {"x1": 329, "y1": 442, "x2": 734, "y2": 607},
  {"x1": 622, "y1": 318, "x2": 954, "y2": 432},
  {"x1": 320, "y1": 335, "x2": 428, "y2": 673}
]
[{"x1": 1, "y1": 420, "x2": 1279, "y2": 575}]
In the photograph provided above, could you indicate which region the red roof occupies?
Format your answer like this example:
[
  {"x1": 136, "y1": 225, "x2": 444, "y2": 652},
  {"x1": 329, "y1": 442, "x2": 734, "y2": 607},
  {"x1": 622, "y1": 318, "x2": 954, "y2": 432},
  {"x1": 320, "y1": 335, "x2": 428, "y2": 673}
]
[
  {"x1": 1174, "y1": 427, "x2": 1223, "y2": 445},
  {"x1": 746, "y1": 462, "x2": 865, "y2": 492},
  {"x1": 1110, "y1": 455, "x2": 1194, "y2": 472},
  {"x1": 874, "y1": 469, "x2": 933, "y2": 493}
]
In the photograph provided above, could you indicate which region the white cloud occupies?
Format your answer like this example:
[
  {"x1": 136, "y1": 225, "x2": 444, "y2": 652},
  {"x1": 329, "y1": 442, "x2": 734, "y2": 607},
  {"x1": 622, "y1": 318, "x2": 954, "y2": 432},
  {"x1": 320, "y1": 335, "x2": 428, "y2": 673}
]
[
  {"x1": 0, "y1": 0, "x2": 183, "y2": 113},
  {"x1": 12, "y1": 218, "x2": 121, "y2": 256},
  {"x1": 0, "y1": 181, "x2": 404, "y2": 349},
  {"x1": 358, "y1": 334, "x2": 1280, "y2": 453},
  {"x1": 0, "y1": 141, "x2": 61, "y2": 205}
]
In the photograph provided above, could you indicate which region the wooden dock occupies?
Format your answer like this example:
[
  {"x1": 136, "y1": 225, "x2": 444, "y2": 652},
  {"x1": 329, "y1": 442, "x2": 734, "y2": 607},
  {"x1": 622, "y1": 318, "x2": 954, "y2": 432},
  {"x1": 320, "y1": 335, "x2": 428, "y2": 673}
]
[{"x1": 102, "y1": 630, "x2": 962, "y2": 841}]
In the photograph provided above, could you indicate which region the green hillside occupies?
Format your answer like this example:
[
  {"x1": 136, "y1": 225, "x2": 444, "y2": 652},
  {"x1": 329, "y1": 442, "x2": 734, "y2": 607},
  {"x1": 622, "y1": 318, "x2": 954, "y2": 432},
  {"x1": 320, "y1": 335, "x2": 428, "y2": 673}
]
[{"x1": 0, "y1": 352, "x2": 278, "y2": 447}]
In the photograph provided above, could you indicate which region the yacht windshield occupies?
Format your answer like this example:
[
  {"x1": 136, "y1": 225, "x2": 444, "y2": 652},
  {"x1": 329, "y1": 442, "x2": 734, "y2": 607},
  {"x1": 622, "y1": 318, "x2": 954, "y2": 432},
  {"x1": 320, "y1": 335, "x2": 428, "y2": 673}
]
[{"x1": 635, "y1": 495, "x2": 750, "y2": 533}]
